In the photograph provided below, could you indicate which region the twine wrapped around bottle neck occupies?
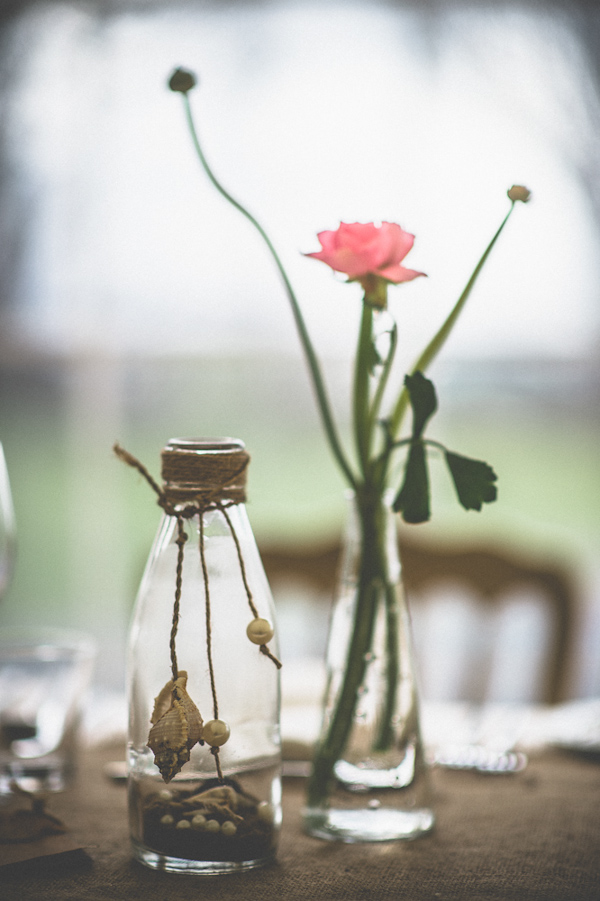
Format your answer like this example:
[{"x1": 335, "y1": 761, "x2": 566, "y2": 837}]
[
  {"x1": 161, "y1": 437, "x2": 249, "y2": 509},
  {"x1": 113, "y1": 438, "x2": 249, "y2": 518}
]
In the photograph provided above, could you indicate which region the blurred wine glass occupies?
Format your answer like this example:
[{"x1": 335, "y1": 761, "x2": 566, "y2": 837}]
[{"x1": 0, "y1": 443, "x2": 16, "y2": 601}]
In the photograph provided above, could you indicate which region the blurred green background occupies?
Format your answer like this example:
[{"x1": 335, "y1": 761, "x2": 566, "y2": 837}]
[{"x1": 1, "y1": 352, "x2": 598, "y2": 692}]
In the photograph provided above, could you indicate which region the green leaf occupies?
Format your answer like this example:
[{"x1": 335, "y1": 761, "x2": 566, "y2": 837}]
[
  {"x1": 404, "y1": 371, "x2": 437, "y2": 439},
  {"x1": 393, "y1": 441, "x2": 430, "y2": 523},
  {"x1": 444, "y1": 451, "x2": 498, "y2": 511}
]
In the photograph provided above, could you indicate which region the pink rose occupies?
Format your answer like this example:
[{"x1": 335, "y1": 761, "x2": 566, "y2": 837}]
[{"x1": 306, "y1": 222, "x2": 426, "y2": 298}]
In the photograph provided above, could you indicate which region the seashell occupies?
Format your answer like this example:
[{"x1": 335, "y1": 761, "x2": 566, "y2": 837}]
[
  {"x1": 150, "y1": 674, "x2": 183, "y2": 725},
  {"x1": 181, "y1": 786, "x2": 244, "y2": 823},
  {"x1": 147, "y1": 699, "x2": 189, "y2": 781},
  {"x1": 185, "y1": 802, "x2": 243, "y2": 824},
  {"x1": 147, "y1": 672, "x2": 203, "y2": 782},
  {"x1": 149, "y1": 672, "x2": 186, "y2": 731},
  {"x1": 183, "y1": 785, "x2": 239, "y2": 810}
]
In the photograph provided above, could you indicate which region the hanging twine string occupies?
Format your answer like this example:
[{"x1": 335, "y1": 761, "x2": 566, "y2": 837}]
[
  {"x1": 197, "y1": 512, "x2": 224, "y2": 782},
  {"x1": 170, "y1": 518, "x2": 187, "y2": 680},
  {"x1": 220, "y1": 504, "x2": 282, "y2": 669},
  {"x1": 114, "y1": 442, "x2": 245, "y2": 518},
  {"x1": 114, "y1": 442, "x2": 280, "y2": 782},
  {"x1": 114, "y1": 443, "x2": 163, "y2": 497}
]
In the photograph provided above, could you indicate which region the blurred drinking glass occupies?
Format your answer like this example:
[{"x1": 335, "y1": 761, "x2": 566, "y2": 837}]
[{"x1": 0, "y1": 629, "x2": 96, "y2": 792}]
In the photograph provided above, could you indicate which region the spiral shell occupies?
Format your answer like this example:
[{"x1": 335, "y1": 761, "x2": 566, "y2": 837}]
[
  {"x1": 182, "y1": 785, "x2": 244, "y2": 823},
  {"x1": 184, "y1": 785, "x2": 239, "y2": 810},
  {"x1": 147, "y1": 671, "x2": 203, "y2": 782}
]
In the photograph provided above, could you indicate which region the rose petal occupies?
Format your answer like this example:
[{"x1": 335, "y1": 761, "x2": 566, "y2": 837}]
[
  {"x1": 378, "y1": 263, "x2": 426, "y2": 284},
  {"x1": 379, "y1": 223, "x2": 415, "y2": 265}
]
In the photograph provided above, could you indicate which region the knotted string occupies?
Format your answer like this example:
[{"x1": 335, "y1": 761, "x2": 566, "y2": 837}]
[
  {"x1": 114, "y1": 442, "x2": 281, "y2": 782},
  {"x1": 170, "y1": 518, "x2": 187, "y2": 681},
  {"x1": 197, "y1": 511, "x2": 223, "y2": 782},
  {"x1": 220, "y1": 504, "x2": 282, "y2": 669}
]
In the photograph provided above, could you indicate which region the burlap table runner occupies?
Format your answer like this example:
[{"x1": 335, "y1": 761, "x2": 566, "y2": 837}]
[{"x1": 1, "y1": 741, "x2": 598, "y2": 901}]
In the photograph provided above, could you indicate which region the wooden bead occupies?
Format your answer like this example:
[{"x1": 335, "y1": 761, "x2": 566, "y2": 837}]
[
  {"x1": 203, "y1": 719, "x2": 230, "y2": 746},
  {"x1": 246, "y1": 617, "x2": 274, "y2": 645},
  {"x1": 257, "y1": 801, "x2": 274, "y2": 823}
]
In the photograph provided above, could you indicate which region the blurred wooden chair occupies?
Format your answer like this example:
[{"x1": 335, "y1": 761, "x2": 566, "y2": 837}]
[
  {"x1": 398, "y1": 535, "x2": 575, "y2": 704},
  {"x1": 260, "y1": 534, "x2": 575, "y2": 705}
]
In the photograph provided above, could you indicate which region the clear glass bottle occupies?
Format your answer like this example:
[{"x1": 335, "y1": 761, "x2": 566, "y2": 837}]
[
  {"x1": 304, "y1": 491, "x2": 434, "y2": 842},
  {"x1": 127, "y1": 438, "x2": 281, "y2": 874}
]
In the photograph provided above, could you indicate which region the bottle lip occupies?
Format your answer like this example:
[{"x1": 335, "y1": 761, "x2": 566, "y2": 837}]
[
  {"x1": 166, "y1": 438, "x2": 246, "y2": 453},
  {"x1": 161, "y1": 438, "x2": 249, "y2": 504}
]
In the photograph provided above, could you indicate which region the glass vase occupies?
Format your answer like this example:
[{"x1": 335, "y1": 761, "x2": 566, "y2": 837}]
[
  {"x1": 127, "y1": 438, "x2": 282, "y2": 874},
  {"x1": 304, "y1": 490, "x2": 434, "y2": 842}
]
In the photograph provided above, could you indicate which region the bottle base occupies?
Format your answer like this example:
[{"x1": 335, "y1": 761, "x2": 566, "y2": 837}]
[
  {"x1": 131, "y1": 839, "x2": 276, "y2": 875},
  {"x1": 303, "y1": 806, "x2": 435, "y2": 843}
]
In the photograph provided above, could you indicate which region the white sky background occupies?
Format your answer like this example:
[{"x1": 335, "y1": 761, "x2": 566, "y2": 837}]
[{"x1": 7, "y1": 0, "x2": 600, "y2": 363}]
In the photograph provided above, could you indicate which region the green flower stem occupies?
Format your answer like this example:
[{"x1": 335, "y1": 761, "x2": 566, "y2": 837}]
[
  {"x1": 349, "y1": 308, "x2": 402, "y2": 757},
  {"x1": 368, "y1": 484, "x2": 401, "y2": 754},
  {"x1": 306, "y1": 488, "x2": 394, "y2": 807},
  {"x1": 367, "y1": 320, "x2": 398, "y2": 489},
  {"x1": 373, "y1": 578, "x2": 400, "y2": 751},
  {"x1": 306, "y1": 577, "x2": 378, "y2": 808},
  {"x1": 388, "y1": 202, "x2": 517, "y2": 440},
  {"x1": 353, "y1": 302, "x2": 374, "y2": 478},
  {"x1": 181, "y1": 94, "x2": 357, "y2": 491}
]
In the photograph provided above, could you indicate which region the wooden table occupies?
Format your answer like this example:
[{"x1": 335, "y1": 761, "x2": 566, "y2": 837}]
[{"x1": 1, "y1": 741, "x2": 599, "y2": 901}]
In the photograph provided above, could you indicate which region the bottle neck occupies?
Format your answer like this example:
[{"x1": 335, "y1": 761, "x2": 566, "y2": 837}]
[{"x1": 161, "y1": 438, "x2": 249, "y2": 509}]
